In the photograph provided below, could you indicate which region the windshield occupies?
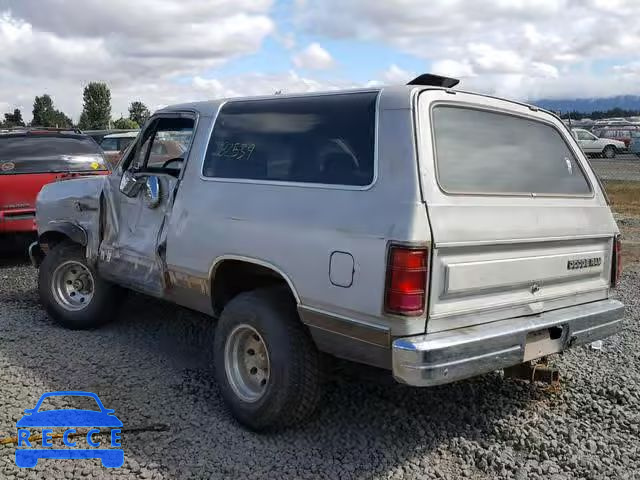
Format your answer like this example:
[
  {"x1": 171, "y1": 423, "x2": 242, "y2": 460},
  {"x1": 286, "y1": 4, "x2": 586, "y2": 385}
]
[
  {"x1": 0, "y1": 135, "x2": 106, "y2": 174},
  {"x1": 36, "y1": 395, "x2": 101, "y2": 412},
  {"x1": 432, "y1": 106, "x2": 592, "y2": 196}
]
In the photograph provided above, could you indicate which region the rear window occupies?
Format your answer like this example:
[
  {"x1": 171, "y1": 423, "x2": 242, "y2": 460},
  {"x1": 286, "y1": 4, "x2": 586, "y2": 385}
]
[
  {"x1": 432, "y1": 106, "x2": 592, "y2": 195},
  {"x1": 0, "y1": 135, "x2": 105, "y2": 174},
  {"x1": 0, "y1": 135, "x2": 101, "y2": 160},
  {"x1": 202, "y1": 92, "x2": 377, "y2": 186}
]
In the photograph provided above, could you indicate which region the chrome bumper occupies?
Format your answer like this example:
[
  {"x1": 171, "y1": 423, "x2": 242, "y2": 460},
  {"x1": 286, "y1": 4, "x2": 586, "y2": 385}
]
[
  {"x1": 392, "y1": 299, "x2": 625, "y2": 387},
  {"x1": 28, "y1": 241, "x2": 44, "y2": 268}
]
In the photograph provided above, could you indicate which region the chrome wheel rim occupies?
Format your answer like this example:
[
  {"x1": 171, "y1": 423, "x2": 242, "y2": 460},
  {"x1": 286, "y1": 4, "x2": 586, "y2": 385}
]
[
  {"x1": 224, "y1": 324, "x2": 270, "y2": 403},
  {"x1": 51, "y1": 261, "x2": 94, "y2": 311}
]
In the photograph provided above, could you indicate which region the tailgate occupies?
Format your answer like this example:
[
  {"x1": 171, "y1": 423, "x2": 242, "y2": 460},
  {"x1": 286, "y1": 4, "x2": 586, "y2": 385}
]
[{"x1": 415, "y1": 90, "x2": 619, "y2": 333}]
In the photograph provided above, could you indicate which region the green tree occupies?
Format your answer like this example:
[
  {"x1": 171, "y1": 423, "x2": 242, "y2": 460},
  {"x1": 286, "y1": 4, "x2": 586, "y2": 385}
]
[
  {"x1": 82, "y1": 82, "x2": 111, "y2": 129},
  {"x1": 32, "y1": 94, "x2": 56, "y2": 126},
  {"x1": 32, "y1": 94, "x2": 72, "y2": 127},
  {"x1": 2, "y1": 108, "x2": 25, "y2": 127},
  {"x1": 128, "y1": 101, "x2": 150, "y2": 126},
  {"x1": 112, "y1": 117, "x2": 139, "y2": 129},
  {"x1": 78, "y1": 111, "x2": 90, "y2": 130}
]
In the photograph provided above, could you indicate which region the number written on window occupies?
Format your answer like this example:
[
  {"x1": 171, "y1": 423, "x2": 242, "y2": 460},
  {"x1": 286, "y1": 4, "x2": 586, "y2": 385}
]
[{"x1": 212, "y1": 142, "x2": 256, "y2": 161}]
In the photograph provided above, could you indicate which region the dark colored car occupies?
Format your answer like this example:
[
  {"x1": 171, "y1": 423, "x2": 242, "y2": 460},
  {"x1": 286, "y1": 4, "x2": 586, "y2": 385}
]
[{"x1": 0, "y1": 129, "x2": 109, "y2": 236}]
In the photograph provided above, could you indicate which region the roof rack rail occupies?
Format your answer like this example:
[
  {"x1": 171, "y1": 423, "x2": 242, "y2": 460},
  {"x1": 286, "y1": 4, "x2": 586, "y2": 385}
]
[
  {"x1": 407, "y1": 73, "x2": 460, "y2": 88},
  {"x1": 0, "y1": 126, "x2": 83, "y2": 134}
]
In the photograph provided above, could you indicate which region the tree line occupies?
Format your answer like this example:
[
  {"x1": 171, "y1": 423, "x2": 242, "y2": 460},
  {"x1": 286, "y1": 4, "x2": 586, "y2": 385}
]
[
  {"x1": 560, "y1": 107, "x2": 640, "y2": 120},
  {"x1": 0, "y1": 82, "x2": 150, "y2": 130}
]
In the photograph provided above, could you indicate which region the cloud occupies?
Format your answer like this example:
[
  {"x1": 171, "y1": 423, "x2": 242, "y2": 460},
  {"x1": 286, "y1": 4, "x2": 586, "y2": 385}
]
[
  {"x1": 0, "y1": 1, "x2": 275, "y2": 119},
  {"x1": 295, "y1": 0, "x2": 640, "y2": 99},
  {"x1": 292, "y1": 43, "x2": 335, "y2": 70}
]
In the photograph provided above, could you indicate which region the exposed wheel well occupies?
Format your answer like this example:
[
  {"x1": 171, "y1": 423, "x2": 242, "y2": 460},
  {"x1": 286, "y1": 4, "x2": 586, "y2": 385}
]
[
  {"x1": 210, "y1": 260, "x2": 298, "y2": 316},
  {"x1": 39, "y1": 223, "x2": 87, "y2": 250},
  {"x1": 39, "y1": 231, "x2": 75, "y2": 250}
]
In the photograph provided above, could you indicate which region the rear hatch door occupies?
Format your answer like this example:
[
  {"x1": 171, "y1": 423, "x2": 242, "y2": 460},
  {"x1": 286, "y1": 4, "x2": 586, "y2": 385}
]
[{"x1": 416, "y1": 90, "x2": 618, "y2": 333}]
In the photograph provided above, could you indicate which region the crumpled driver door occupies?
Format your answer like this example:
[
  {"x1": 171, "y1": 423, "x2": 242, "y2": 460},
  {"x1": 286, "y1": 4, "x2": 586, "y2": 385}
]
[{"x1": 97, "y1": 114, "x2": 195, "y2": 296}]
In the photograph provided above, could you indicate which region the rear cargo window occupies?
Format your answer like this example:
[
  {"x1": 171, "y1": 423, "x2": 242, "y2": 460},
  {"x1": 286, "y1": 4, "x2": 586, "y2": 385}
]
[
  {"x1": 202, "y1": 92, "x2": 377, "y2": 186},
  {"x1": 0, "y1": 135, "x2": 105, "y2": 174},
  {"x1": 432, "y1": 106, "x2": 592, "y2": 195},
  {"x1": 0, "y1": 136, "x2": 100, "y2": 159}
]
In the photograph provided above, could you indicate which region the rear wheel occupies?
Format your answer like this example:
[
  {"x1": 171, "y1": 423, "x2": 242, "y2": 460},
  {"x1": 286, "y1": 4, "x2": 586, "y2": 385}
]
[
  {"x1": 603, "y1": 145, "x2": 616, "y2": 159},
  {"x1": 214, "y1": 287, "x2": 324, "y2": 431},
  {"x1": 38, "y1": 241, "x2": 123, "y2": 329}
]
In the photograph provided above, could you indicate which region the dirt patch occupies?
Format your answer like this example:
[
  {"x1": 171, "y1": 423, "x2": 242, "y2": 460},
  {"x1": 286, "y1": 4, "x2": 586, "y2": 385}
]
[
  {"x1": 603, "y1": 181, "x2": 640, "y2": 267},
  {"x1": 603, "y1": 181, "x2": 640, "y2": 217}
]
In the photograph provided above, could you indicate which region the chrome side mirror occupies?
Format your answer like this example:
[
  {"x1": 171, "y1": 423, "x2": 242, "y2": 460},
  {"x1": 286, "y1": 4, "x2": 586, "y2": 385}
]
[
  {"x1": 144, "y1": 176, "x2": 161, "y2": 209},
  {"x1": 119, "y1": 170, "x2": 142, "y2": 197}
]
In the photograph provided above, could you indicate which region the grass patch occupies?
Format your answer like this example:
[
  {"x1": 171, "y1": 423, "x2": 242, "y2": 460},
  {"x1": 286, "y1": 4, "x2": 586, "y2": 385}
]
[{"x1": 603, "y1": 181, "x2": 640, "y2": 216}]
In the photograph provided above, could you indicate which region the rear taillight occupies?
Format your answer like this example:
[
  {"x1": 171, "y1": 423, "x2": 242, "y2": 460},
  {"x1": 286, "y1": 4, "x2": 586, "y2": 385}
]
[
  {"x1": 611, "y1": 235, "x2": 622, "y2": 288},
  {"x1": 385, "y1": 245, "x2": 429, "y2": 316}
]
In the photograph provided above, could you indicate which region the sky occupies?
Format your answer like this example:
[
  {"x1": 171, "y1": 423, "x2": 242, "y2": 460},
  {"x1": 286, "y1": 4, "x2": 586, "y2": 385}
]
[{"x1": 1, "y1": 0, "x2": 640, "y2": 122}]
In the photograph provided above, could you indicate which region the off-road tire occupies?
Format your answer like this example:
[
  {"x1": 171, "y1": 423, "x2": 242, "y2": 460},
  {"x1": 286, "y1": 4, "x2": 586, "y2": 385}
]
[
  {"x1": 214, "y1": 287, "x2": 324, "y2": 431},
  {"x1": 38, "y1": 241, "x2": 123, "y2": 330}
]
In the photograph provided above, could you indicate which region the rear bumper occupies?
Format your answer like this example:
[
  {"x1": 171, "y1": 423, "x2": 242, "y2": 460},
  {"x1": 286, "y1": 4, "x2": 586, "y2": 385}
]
[{"x1": 392, "y1": 299, "x2": 625, "y2": 387}]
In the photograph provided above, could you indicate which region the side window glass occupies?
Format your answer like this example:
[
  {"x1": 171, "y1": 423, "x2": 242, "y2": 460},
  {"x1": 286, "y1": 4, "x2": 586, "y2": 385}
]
[
  {"x1": 100, "y1": 138, "x2": 118, "y2": 151},
  {"x1": 123, "y1": 117, "x2": 194, "y2": 172},
  {"x1": 146, "y1": 120, "x2": 193, "y2": 168},
  {"x1": 131, "y1": 136, "x2": 153, "y2": 170},
  {"x1": 202, "y1": 92, "x2": 378, "y2": 186}
]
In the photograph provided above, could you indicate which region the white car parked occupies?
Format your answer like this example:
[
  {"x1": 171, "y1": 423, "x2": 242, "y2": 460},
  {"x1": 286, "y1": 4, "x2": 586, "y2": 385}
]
[{"x1": 572, "y1": 128, "x2": 626, "y2": 158}]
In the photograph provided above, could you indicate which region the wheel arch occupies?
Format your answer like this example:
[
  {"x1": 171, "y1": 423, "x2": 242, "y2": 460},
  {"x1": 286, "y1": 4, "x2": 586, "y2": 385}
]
[
  {"x1": 39, "y1": 222, "x2": 88, "y2": 248},
  {"x1": 209, "y1": 255, "x2": 301, "y2": 316}
]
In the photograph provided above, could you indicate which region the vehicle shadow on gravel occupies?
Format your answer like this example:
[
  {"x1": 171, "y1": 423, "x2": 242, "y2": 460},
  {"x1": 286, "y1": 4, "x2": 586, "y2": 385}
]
[{"x1": 0, "y1": 269, "x2": 542, "y2": 479}]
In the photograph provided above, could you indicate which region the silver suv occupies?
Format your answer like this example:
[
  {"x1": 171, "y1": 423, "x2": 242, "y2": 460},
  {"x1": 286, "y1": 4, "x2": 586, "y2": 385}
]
[{"x1": 31, "y1": 74, "x2": 625, "y2": 430}]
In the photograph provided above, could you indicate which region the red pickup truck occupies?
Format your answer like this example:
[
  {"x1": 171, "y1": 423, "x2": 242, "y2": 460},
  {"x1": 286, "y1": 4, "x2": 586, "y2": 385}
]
[{"x1": 0, "y1": 130, "x2": 109, "y2": 236}]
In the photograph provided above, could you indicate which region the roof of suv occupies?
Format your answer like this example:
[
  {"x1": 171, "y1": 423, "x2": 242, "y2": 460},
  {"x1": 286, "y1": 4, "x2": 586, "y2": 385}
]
[{"x1": 159, "y1": 83, "x2": 550, "y2": 121}]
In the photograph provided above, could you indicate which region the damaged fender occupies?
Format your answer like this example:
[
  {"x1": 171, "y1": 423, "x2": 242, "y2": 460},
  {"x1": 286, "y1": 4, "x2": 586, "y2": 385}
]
[{"x1": 35, "y1": 176, "x2": 106, "y2": 264}]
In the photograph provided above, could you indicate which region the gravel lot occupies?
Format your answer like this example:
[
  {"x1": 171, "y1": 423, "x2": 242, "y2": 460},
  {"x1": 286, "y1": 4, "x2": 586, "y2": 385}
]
[
  {"x1": 0, "y1": 246, "x2": 639, "y2": 480},
  {"x1": 590, "y1": 155, "x2": 640, "y2": 182}
]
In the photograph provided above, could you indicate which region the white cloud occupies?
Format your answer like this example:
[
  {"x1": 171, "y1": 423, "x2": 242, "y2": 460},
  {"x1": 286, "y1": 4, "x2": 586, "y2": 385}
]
[
  {"x1": 431, "y1": 60, "x2": 475, "y2": 79},
  {"x1": 382, "y1": 64, "x2": 414, "y2": 84},
  {"x1": 0, "y1": 1, "x2": 275, "y2": 120},
  {"x1": 295, "y1": 0, "x2": 640, "y2": 99},
  {"x1": 292, "y1": 43, "x2": 335, "y2": 70}
]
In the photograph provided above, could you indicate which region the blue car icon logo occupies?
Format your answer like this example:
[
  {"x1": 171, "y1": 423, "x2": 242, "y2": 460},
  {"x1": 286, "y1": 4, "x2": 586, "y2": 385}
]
[{"x1": 15, "y1": 391, "x2": 123, "y2": 468}]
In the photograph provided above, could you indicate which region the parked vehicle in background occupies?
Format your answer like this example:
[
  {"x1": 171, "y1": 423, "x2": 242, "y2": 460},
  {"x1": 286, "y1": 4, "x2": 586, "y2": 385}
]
[
  {"x1": 593, "y1": 127, "x2": 640, "y2": 148},
  {"x1": 83, "y1": 129, "x2": 138, "y2": 145},
  {"x1": 629, "y1": 131, "x2": 640, "y2": 157},
  {"x1": 0, "y1": 129, "x2": 108, "y2": 237},
  {"x1": 31, "y1": 75, "x2": 624, "y2": 430},
  {"x1": 572, "y1": 128, "x2": 626, "y2": 158},
  {"x1": 100, "y1": 131, "x2": 138, "y2": 167}
]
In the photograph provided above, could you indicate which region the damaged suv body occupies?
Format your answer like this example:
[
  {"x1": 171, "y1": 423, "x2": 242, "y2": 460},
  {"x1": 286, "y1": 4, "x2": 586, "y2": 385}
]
[{"x1": 32, "y1": 75, "x2": 625, "y2": 430}]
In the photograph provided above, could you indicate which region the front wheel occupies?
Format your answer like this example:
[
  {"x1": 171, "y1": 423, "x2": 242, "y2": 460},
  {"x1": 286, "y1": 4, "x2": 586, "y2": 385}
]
[
  {"x1": 214, "y1": 287, "x2": 324, "y2": 431},
  {"x1": 38, "y1": 241, "x2": 123, "y2": 330},
  {"x1": 603, "y1": 146, "x2": 616, "y2": 159}
]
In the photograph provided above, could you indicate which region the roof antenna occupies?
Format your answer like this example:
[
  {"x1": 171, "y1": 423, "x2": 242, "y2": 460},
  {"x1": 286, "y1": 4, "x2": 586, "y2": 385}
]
[{"x1": 407, "y1": 73, "x2": 460, "y2": 88}]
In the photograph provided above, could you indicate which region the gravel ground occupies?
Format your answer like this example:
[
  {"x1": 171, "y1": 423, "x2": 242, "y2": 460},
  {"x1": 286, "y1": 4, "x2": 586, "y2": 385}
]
[
  {"x1": 590, "y1": 156, "x2": 640, "y2": 182},
  {"x1": 0, "y1": 248, "x2": 639, "y2": 480}
]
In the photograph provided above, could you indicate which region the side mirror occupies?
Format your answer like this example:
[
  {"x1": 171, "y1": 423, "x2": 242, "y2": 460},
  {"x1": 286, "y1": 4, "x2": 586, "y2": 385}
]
[
  {"x1": 120, "y1": 170, "x2": 143, "y2": 197},
  {"x1": 144, "y1": 176, "x2": 161, "y2": 209}
]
